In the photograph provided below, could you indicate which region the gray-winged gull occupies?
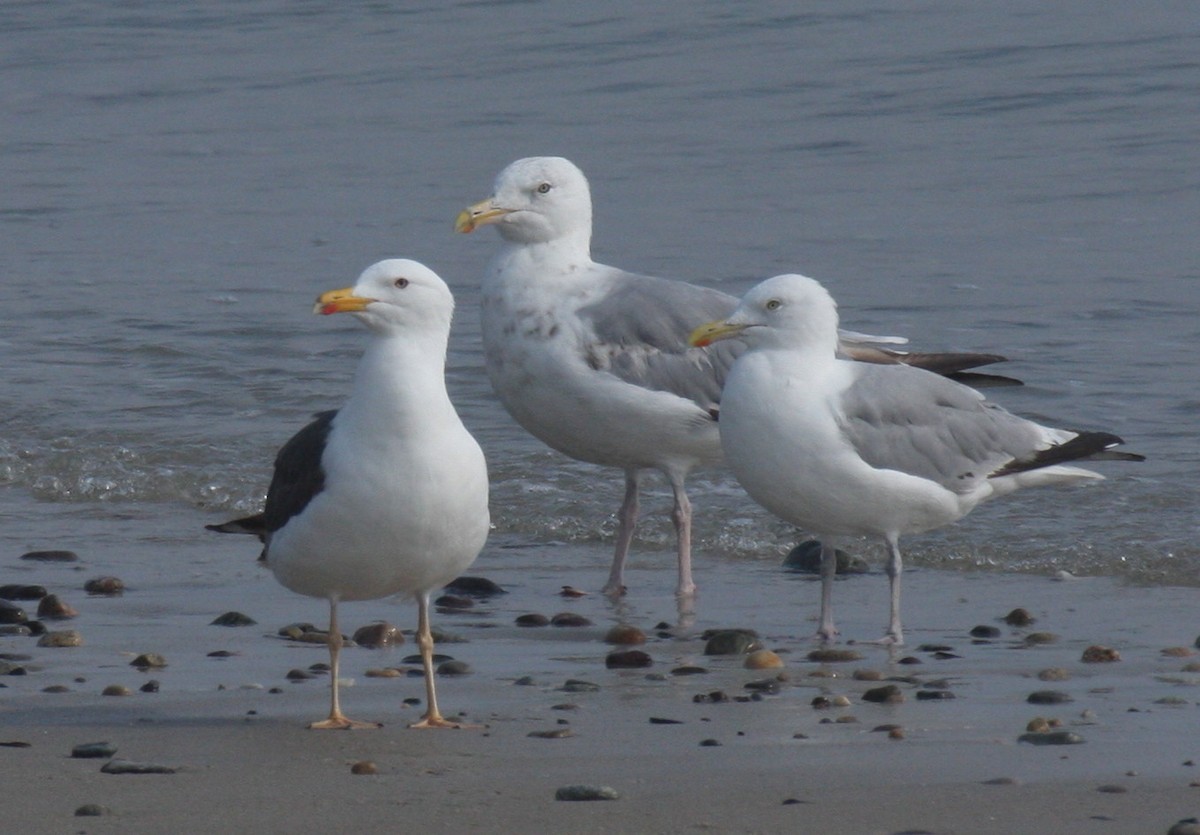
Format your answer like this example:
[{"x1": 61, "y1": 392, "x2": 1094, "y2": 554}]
[
  {"x1": 455, "y1": 156, "x2": 1014, "y2": 600},
  {"x1": 690, "y1": 273, "x2": 1143, "y2": 644},
  {"x1": 208, "y1": 259, "x2": 490, "y2": 728}
]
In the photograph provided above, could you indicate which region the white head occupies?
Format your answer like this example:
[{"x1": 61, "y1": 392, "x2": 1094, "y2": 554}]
[
  {"x1": 455, "y1": 156, "x2": 592, "y2": 247},
  {"x1": 689, "y1": 274, "x2": 841, "y2": 352},
  {"x1": 315, "y1": 259, "x2": 455, "y2": 337}
]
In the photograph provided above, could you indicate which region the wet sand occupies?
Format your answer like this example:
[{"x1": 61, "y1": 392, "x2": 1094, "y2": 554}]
[{"x1": 2, "y1": 509, "x2": 1199, "y2": 834}]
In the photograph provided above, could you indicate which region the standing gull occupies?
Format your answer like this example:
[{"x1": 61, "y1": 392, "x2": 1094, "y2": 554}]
[
  {"x1": 690, "y1": 273, "x2": 1143, "y2": 644},
  {"x1": 455, "y1": 156, "x2": 1012, "y2": 599},
  {"x1": 208, "y1": 259, "x2": 490, "y2": 729}
]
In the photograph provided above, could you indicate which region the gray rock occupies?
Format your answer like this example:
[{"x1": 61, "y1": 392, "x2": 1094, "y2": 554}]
[
  {"x1": 21, "y1": 550, "x2": 78, "y2": 562},
  {"x1": 100, "y1": 759, "x2": 177, "y2": 774},
  {"x1": 71, "y1": 741, "x2": 117, "y2": 759},
  {"x1": 210, "y1": 611, "x2": 256, "y2": 627},
  {"x1": 782, "y1": 540, "x2": 869, "y2": 574},
  {"x1": 561, "y1": 679, "x2": 600, "y2": 693},
  {"x1": 443, "y1": 575, "x2": 506, "y2": 597},
  {"x1": 606, "y1": 650, "x2": 652, "y2": 669},
  {"x1": 1018, "y1": 730, "x2": 1085, "y2": 745},
  {"x1": 0, "y1": 600, "x2": 27, "y2": 625},
  {"x1": 74, "y1": 804, "x2": 112, "y2": 817},
  {"x1": 37, "y1": 630, "x2": 83, "y2": 648},
  {"x1": 555, "y1": 784, "x2": 618, "y2": 801},
  {"x1": 0, "y1": 585, "x2": 48, "y2": 601},
  {"x1": 1027, "y1": 690, "x2": 1073, "y2": 705},
  {"x1": 703, "y1": 629, "x2": 762, "y2": 656},
  {"x1": 130, "y1": 653, "x2": 167, "y2": 670},
  {"x1": 84, "y1": 576, "x2": 124, "y2": 595}
]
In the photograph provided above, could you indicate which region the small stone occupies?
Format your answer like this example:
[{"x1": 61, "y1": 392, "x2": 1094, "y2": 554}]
[
  {"x1": 352, "y1": 622, "x2": 403, "y2": 648},
  {"x1": 84, "y1": 576, "x2": 124, "y2": 595},
  {"x1": 21, "y1": 549, "x2": 78, "y2": 563},
  {"x1": 101, "y1": 759, "x2": 177, "y2": 775},
  {"x1": 852, "y1": 669, "x2": 884, "y2": 681},
  {"x1": 1162, "y1": 646, "x2": 1194, "y2": 657},
  {"x1": 277, "y1": 622, "x2": 317, "y2": 639},
  {"x1": 210, "y1": 611, "x2": 256, "y2": 627},
  {"x1": 1081, "y1": 645, "x2": 1121, "y2": 663},
  {"x1": 969, "y1": 624, "x2": 1002, "y2": 639},
  {"x1": 554, "y1": 785, "x2": 618, "y2": 801},
  {"x1": 782, "y1": 540, "x2": 869, "y2": 574},
  {"x1": 286, "y1": 668, "x2": 315, "y2": 681},
  {"x1": 703, "y1": 629, "x2": 762, "y2": 656},
  {"x1": 1027, "y1": 690, "x2": 1073, "y2": 705},
  {"x1": 649, "y1": 717, "x2": 683, "y2": 725},
  {"x1": 42, "y1": 684, "x2": 70, "y2": 693},
  {"x1": 1169, "y1": 819, "x2": 1200, "y2": 835},
  {"x1": 1026, "y1": 717, "x2": 1051, "y2": 733},
  {"x1": 402, "y1": 653, "x2": 450, "y2": 665},
  {"x1": 744, "y1": 649, "x2": 784, "y2": 670},
  {"x1": 1023, "y1": 632, "x2": 1059, "y2": 645},
  {"x1": 694, "y1": 690, "x2": 730, "y2": 704},
  {"x1": 1095, "y1": 784, "x2": 1127, "y2": 794},
  {"x1": 435, "y1": 594, "x2": 475, "y2": 610},
  {"x1": 72, "y1": 741, "x2": 117, "y2": 759},
  {"x1": 888, "y1": 727, "x2": 905, "y2": 740},
  {"x1": 1004, "y1": 607, "x2": 1035, "y2": 627},
  {"x1": 0, "y1": 600, "x2": 28, "y2": 625},
  {"x1": 1018, "y1": 730, "x2": 1085, "y2": 745},
  {"x1": 807, "y1": 648, "x2": 863, "y2": 663},
  {"x1": 1154, "y1": 696, "x2": 1190, "y2": 706},
  {"x1": 515, "y1": 613, "x2": 550, "y2": 627},
  {"x1": 1037, "y1": 667, "x2": 1071, "y2": 682},
  {"x1": 140, "y1": 680, "x2": 160, "y2": 693},
  {"x1": 550, "y1": 612, "x2": 591, "y2": 627},
  {"x1": 699, "y1": 738, "x2": 722, "y2": 747},
  {"x1": 744, "y1": 678, "x2": 782, "y2": 694},
  {"x1": 604, "y1": 624, "x2": 646, "y2": 645},
  {"x1": 102, "y1": 685, "x2": 133, "y2": 697},
  {"x1": 365, "y1": 668, "x2": 403, "y2": 678},
  {"x1": 442, "y1": 576, "x2": 505, "y2": 597},
  {"x1": 350, "y1": 761, "x2": 378, "y2": 775},
  {"x1": 528, "y1": 728, "x2": 573, "y2": 739},
  {"x1": 0, "y1": 585, "x2": 48, "y2": 601},
  {"x1": 207, "y1": 650, "x2": 236, "y2": 658},
  {"x1": 437, "y1": 660, "x2": 470, "y2": 676},
  {"x1": 606, "y1": 650, "x2": 652, "y2": 669},
  {"x1": 982, "y1": 777, "x2": 1018, "y2": 785},
  {"x1": 670, "y1": 665, "x2": 708, "y2": 676},
  {"x1": 74, "y1": 804, "x2": 112, "y2": 817},
  {"x1": 561, "y1": 679, "x2": 601, "y2": 693},
  {"x1": 37, "y1": 630, "x2": 82, "y2": 648},
  {"x1": 916, "y1": 689, "x2": 956, "y2": 701},
  {"x1": 830, "y1": 694, "x2": 852, "y2": 707},
  {"x1": 862, "y1": 684, "x2": 904, "y2": 704},
  {"x1": 131, "y1": 653, "x2": 167, "y2": 670},
  {"x1": 559, "y1": 585, "x2": 587, "y2": 598}
]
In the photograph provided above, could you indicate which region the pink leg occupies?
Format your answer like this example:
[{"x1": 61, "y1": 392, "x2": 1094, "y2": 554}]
[{"x1": 602, "y1": 469, "x2": 640, "y2": 596}]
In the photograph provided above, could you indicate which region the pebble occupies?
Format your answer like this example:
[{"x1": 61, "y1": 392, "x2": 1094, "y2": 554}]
[
  {"x1": 1018, "y1": 730, "x2": 1085, "y2": 745},
  {"x1": 649, "y1": 717, "x2": 683, "y2": 725},
  {"x1": 888, "y1": 727, "x2": 906, "y2": 740},
  {"x1": 807, "y1": 648, "x2": 863, "y2": 663},
  {"x1": 528, "y1": 728, "x2": 573, "y2": 739},
  {"x1": 84, "y1": 576, "x2": 124, "y2": 595},
  {"x1": 1095, "y1": 784, "x2": 1127, "y2": 794},
  {"x1": 102, "y1": 685, "x2": 134, "y2": 697},
  {"x1": 0, "y1": 600, "x2": 28, "y2": 625},
  {"x1": 442, "y1": 575, "x2": 505, "y2": 597},
  {"x1": 559, "y1": 585, "x2": 587, "y2": 598},
  {"x1": 72, "y1": 741, "x2": 117, "y2": 759},
  {"x1": 1003, "y1": 607, "x2": 1036, "y2": 627},
  {"x1": 0, "y1": 661, "x2": 25, "y2": 678},
  {"x1": 277, "y1": 622, "x2": 318, "y2": 639},
  {"x1": 437, "y1": 660, "x2": 470, "y2": 676},
  {"x1": 1023, "y1": 632, "x2": 1059, "y2": 646},
  {"x1": 699, "y1": 738, "x2": 722, "y2": 747},
  {"x1": 694, "y1": 690, "x2": 730, "y2": 704},
  {"x1": 350, "y1": 760, "x2": 377, "y2": 775},
  {"x1": 606, "y1": 650, "x2": 652, "y2": 669},
  {"x1": 782, "y1": 540, "x2": 869, "y2": 574},
  {"x1": 74, "y1": 804, "x2": 113, "y2": 817},
  {"x1": 33, "y1": 595, "x2": 76, "y2": 620},
  {"x1": 1037, "y1": 667, "x2": 1071, "y2": 681},
  {"x1": 515, "y1": 613, "x2": 550, "y2": 627},
  {"x1": 141, "y1": 680, "x2": 160, "y2": 693},
  {"x1": 604, "y1": 624, "x2": 646, "y2": 645},
  {"x1": 42, "y1": 685, "x2": 70, "y2": 693},
  {"x1": 1162, "y1": 646, "x2": 1195, "y2": 657},
  {"x1": 210, "y1": 611, "x2": 256, "y2": 627},
  {"x1": 982, "y1": 777, "x2": 1018, "y2": 785},
  {"x1": 435, "y1": 594, "x2": 475, "y2": 610},
  {"x1": 402, "y1": 653, "x2": 451, "y2": 665},
  {"x1": 671, "y1": 665, "x2": 708, "y2": 676},
  {"x1": 353, "y1": 622, "x2": 403, "y2": 648},
  {"x1": 1027, "y1": 690, "x2": 1073, "y2": 705},
  {"x1": 21, "y1": 549, "x2": 78, "y2": 563},
  {"x1": 1026, "y1": 717, "x2": 1051, "y2": 732},
  {"x1": 0, "y1": 585, "x2": 48, "y2": 601},
  {"x1": 554, "y1": 785, "x2": 618, "y2": 801},
  {"x1": 550, "y1": 612, "x2": 592, "y2": 627},
  {"x1": 916, "y1": 689, "x2": 956, "y2": 701},
  {"x1": 703, "y1": 629, "x2": 762, "y2": 656},
  {"x1": 1169, "y1": 819, "x2": 1200, "y2": 835},
  {"x1": 561, "y1": 679, "x2": 601, "y2": 693},
  {"x1": 286, "y1": 668, "x2": 316, "y2": 681},
  {"x1": 853, "y1": 669, "x2": 884, "y2": 681},
  {"x1": 37, "y1": 630, "x2": 82, "y2": 648},
  {"x1": 1082, "y1": 645, "x2": 1121, "y2": 663},
  {"x1": 744, "y1": 649, "x2": 784, "y2": 670},
  {"x1": 100, "y1": 759, "x2": 177, "y2": 775},
  {"x1": 744, "y1": 678, "x2": 782, "y2": 694},
  {"x1": 862, "y1": 685, "x2": 905, "y2": 704},
  {"x1": 1181, "y1": 662, "x2": 1200, "y2": 673},
  {"x1": 365, "y1": 667, "x2": 403, "y2": 678},
  {"x1": 969, "y1": 624, "x2": 1002, "y2": 639},
  {"x1": 131, "y1": 653, "x2": 167, "y2": 670}
]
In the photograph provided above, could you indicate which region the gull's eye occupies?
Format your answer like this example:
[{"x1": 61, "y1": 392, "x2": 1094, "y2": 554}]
[
  {"x1": 765, "y1": 299, "x2": 782, "y2": 311},
  {"x1": 394, "y1": 277, "x2": 409, "y2": 289},
  {"x1": 536, "y1": 182, "x2": 552, "y2": 194}
]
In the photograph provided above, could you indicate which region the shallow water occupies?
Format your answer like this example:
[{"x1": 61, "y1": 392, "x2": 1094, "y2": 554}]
[{"x1": 2, "y1": 2, "x2": 1197, "y2": 588}]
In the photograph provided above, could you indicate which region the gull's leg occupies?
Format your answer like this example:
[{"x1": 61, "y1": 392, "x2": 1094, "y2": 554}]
[
  {"x1": 309, "y1": 597, "x2": 380, "y2": 730},
  {"x1": 410, "y1": 591, "x2": 479, "y2": 729},
  {"x1": 603, "y1": 469, "x2": 640, "y2": 597},
  {"x1": 665, "y1": 468, "x2": 696, "y2": 599},
  {"x1": 816, "y1": 540, "x2": 839, "y2": 642},
  {"x1": 881, "y1": 534, "x2": 905, "y2": 645}
]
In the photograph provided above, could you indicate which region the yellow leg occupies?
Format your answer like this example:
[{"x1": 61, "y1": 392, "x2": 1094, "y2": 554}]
[
  {"x1": 409, "y1": 591, "x2": 479, "y2": 730},
  {"x1": 309, "y1": 597, "x2": 380, "y2": 730}
]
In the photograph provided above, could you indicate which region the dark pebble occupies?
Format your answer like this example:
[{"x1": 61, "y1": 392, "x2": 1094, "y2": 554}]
[
  {"x1": 437, "y1": 660, "x2": 470, "y2": 676},
  {"x1": 278, "y1": 622, "x2": 318, "y2": 639},
  {"x1": 1018, "y1": 730, "x2": 1085, "y2": 745},
  {"x1": 969, "y1": 624, "x2": 1002, "y2": 639},
  {"x1": 0, "y1": 585, "x2": 48, "y2": 601},
  {"x1": 435, "y1": 594, "x2": 475, "y2": 610},
  {"x1": 24, "y1": 621, "x2": 47, "y2": 636},
  {"x1": 353, "y1": 622, "x2": 403, "y2": 648},
  {"x1": 207, "y1": 650, "x2": 236, "y2": 658},
  {"x1": 286, "y1": 668, "x2": 315, "y2": 681},
  {"x1": 561, "y1": 679, "x2": 601, "y2": 693},
  {"x1": 0, "y1": 600, "x2": 28, "y2": 625},
  {"x1": 554, "y1": 785, "x2": 618, "y2": 801},
  {"x1": 670, "y1": 665, "x2": 708, "y2": 676},
  {"x1": 559, "y1": 585, "x2": 587, "y2": 598},
  {"x1": 916, "y1": 689, "x2": 956, "y2": 701},
  {"x1": 0, "y1": 740, "x2": 32, "y2": 747},
  {"x1": 402, "y1": 653, "x2": 452, "y2": 665},
  {"x1": 693, "y1": 690, "x2": 730, "y2": 704},
  {"x1": 442, "y1": 575, "x2": 505, "y2": 597},
  {"x1": 1081, "y1": 645, "x2": 1121, "y2": 663},
  {"x1": 606, "y1": 650, "x2": 652, "y2": 669},
  {"x1": 604, "y1": 624, "x2": 647, "y2": 645},
  {"x1": 350, "y1": 761, "x2": 378, "y2": 775},
  {"x1": 130, "y1": 653, "x2": 167, "y2": 670},
  {"x1": 862, "y1": 684, "x2": 905, "y2": 704},
  {"x1": 0, "y1": 661, "x2": 26, "y2": 676},
  {"x1": 84, "y1": 576, "x2": 124, "y2": 595},
  {"x1": 699, "y1": 738, "x2": 722, "y2": 747},
  {"x1": 1169, "y1": 819, "x2": 1200, "y2": 835},
  {"x1": 744, "y1": 678, "x2": 782, "y2": 694},
  {"x1": 528, "y1": 728, "x2": 573, "y2": 739},
  {"x1": 807, "y1": 648, "x2": 863, "y2": 663},
  {"x1": 1027, "y1": 690, "x2": 1073, "y2": 705},
  {"x1": 1095, "y1": 784, "x2": 1127, "y2": 794},
  {"x1": 649, "y1": 717, "x2": 683, "y2": 725},
  {"x1": 37, "y1": 630, "x2": 82, "y2": 648},
  {"x1": 782, "y1": 540, "x2": 869, "y2": 574},
  {"x1": 515, "y1": 613, "x2": 550, "y2": 627},
  {"x1": 896, "y1": 656, "x2": 923, "y2": 665},
  {"x1": 1023, "y1": 632, "x2": 1059, "y2": 646},
  {"x1": 1003, "y1": 607, "x2": 1035, "y2": 627},
  {"x1": 781, "y1": 798, "x2": 810, "y2": 805},
  {"x1": 74, "y1": 804, "x2": 112, "y2": 817},
  {"x1": 37, "y1": 595, "x2": 78, "y2": 620},
  {"x1": 100, "y1": 759, "x2": 177, "y2": 775},
  {"x1": 550, "y1": 612, "x2": 592, "y2": 627},
  {"x1": 917, "y1": 644, "x2": 954, "y2": 653},
  {"x1": 72, "y1": 741, "x2": 117, "y2": 759},
  {"x1": 513, "y1": 675, "x2": 536, "y2": 686},
  {"x1": 42, "y1": 685, "x2": 70, "y2": 693},
  {"x1": 21, "y1": 549, "x2": 78, "y2": 563},
  {"x1": 140, "y1": 680, "x2": 160, "y2": 693},
  {"x1": 210, "y1": 611, "x2": 256, "y2": 627},
  {"x1": 702, "y1": 628, "x2": 761, "y2": 656}
]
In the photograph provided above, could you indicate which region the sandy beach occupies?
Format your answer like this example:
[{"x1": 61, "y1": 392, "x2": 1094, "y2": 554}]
[{"x1": 2, "y1": 505, "x2": 1198, "y2": 834}]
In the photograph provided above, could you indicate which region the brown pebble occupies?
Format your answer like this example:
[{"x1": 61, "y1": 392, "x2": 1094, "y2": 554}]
[
  {"x1": 1026, "y1": 717, "x2": 1051, "y2": 733},
  {"x1": 84, "y1": 576, "x2": 124, "y2": 596},
  {"x1": 515, "y1": 613, "x2": 550, "y2": 627},
  {"x1": 559, "y1": 586, "x2": 587, "y2": 598},
  {"x1": 1162, "y1": 647, "x2": 1194, "y2": 658},
  {"x1": 352, "y1": 622, "x2": 404, "y2": 648},
  {"x1": 1023, "y1": 632, "x2": 1059, "y2": 645},
  {"x1": 807, "y1": 648, "x2": 862, "y2": 663},
  {"x1": 1037, "y1": 667, "x2": 1071, "y2": 682},
  {"x1": 1081, "y1": 645, "x2": 1121, "y2": 663},
  {"x1": 528, "y1": 728, "x2": 574, "y2": 739},
  {"x1": 1182, "y1": 662, "x2": 1200, "y2": 673},
  {"x1": 606, "y1": 650, "x2": 652, "y2": 669},
  {"x1": 350, "y1": 761, "x2": 377, "y2": 775},
  {"x1": 102, "y1": 685, "x2": 133, "y2": 697},
  {"x1": 36, "y1": 595, "x2": 78, "y2": 620},
  {"x1": 744, "y1": 650, "x2": 784, "y2": 670},
  {"x1": 1004, "y1": 607, "x2": 1035, "y2": 627},
  {"x1": 604, "y1": 624, "x2": 646, "y2": 646},
  {"x1": 888, "y1": 727, "x2": 905, "y2": 740},
  {"x1": 365, "y1": 668, "x2": 403, "y2": 678},
  {"x1": 852, "y1": 669, "x2": 884, "y2": 681},
  {"x1": 550, "y1": 612, "x2": 592, "y2": 627},
  {"x1": 861, "y1": 684, "x2": 904, "y2": 704},
  {"x1": 130, "y1": 653, "x2": 167, "y2": 670},
  {"x1": 37, "y1": 630, "x2": 83, "y2": 648}
]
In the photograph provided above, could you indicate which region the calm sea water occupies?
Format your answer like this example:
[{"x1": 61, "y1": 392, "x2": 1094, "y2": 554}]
[{"x1": 2, "y1": 2, "x2": 1197, "y2": 586}]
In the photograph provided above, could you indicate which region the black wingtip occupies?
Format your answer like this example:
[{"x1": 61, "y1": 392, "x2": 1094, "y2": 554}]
[{"x1": 991, "y1": 431, "x2": 1144, "y2": 478}]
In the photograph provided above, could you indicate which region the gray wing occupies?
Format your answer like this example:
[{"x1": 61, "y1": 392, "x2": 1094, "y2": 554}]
[
  {"x1": 576, "y1": 270, "x2": 741, "y2": 413},
  {"x1": 835, "y1": 365, "x2": 1042, "y2": 490}
]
